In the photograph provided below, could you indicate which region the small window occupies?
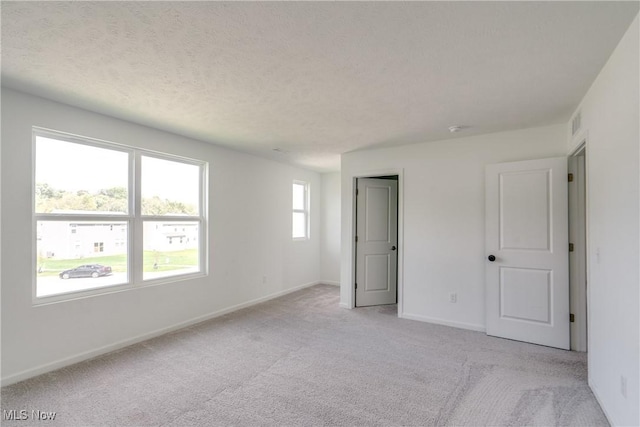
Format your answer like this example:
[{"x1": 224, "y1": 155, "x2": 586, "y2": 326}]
[{"x1": 292, "y1": 181, "x2": 309, "y2": 240}]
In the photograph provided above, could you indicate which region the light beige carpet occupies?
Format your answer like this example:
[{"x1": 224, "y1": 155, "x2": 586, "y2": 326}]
[{"x1": 1, "y1": 284, "x2": 608, "y2": 426}]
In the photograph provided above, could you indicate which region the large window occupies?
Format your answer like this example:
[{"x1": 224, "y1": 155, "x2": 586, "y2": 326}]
[
  {"x1": 34, "y1": 128, "x2": 207, "y2": 300},
  {"x1": 292, "y1": 181, "x2": 309, "y2": 240}
]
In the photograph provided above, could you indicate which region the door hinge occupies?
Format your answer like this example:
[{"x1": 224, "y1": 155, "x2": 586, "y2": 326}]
[
  {"x1": 570, "y1": 313, "x2": 575, "y2": 323},
  {"x1": 355, "y1": 236, "x2": 358, "y2": 242},
  {"x1": 356, "y1": 188, "x2": 359, "y2": 196},
  {"x1": 569, "y1": 243, "x2": 574, "y2": 252},
  {"x1": 568, "y1": 173, "x2": 574, "y2": 182},
  {"x1": 355, "y1": 283, "x2": 358, "y2": 289}
]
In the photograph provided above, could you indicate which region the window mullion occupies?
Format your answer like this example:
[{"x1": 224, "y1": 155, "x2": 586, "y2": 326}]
[
  {"x1": 132, "y1": 151, "x2": 143, "y2": 285},
  {"x1": 200, "y1": 163, "x2": 208, "y2": 275}
]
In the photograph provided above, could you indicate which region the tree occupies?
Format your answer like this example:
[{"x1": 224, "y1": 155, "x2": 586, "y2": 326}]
[
  {"x1": 99, "y1": 187, "x2": 127, "y2": 200},
  {"x1": 35, "y1": 184, "x2": 195, "y2": 215},
  {"x1": 36, "y1": 183, "x2": 61, "y2": 199}
]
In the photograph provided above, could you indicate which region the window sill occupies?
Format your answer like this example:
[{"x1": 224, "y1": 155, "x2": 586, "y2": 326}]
[{"x1": 32, "y1": 271, "x2": 208, "y2": 307}]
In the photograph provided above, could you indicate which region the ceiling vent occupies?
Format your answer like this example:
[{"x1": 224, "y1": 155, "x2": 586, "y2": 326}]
[{"x1": 571, "y1": 111, "x2": 582, "y2": 136}]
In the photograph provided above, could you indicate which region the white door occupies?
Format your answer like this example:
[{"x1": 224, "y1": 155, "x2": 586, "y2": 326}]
[
  {"x1": 485, "y1": 157, "x2": 569, "y2": 349},
  {"x1": 356, "y1": 178, "x2": 398, "y2": 307}
]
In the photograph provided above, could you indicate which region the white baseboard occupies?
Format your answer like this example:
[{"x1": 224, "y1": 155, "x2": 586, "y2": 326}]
[
  {"x1": 400, "y1": 312, "x2": 486, "y2": 332},
  {"x1": 589, "y1": 378, "x2": 616, "y2": 426},
  {"x1": 1, "y1": 281, "x2": 320, "y2": 387},
  {"x1": 320, "y1": 280, "x2": 340, "y2": 286},
  {"x1": 339, "y1": 302, "x2": 352, "y2": 309}
]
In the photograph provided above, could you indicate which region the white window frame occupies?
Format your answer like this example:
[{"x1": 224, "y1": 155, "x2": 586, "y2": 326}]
[
  {"x1": 32, "y1": 127, "x2": 208, "y2": 304},
  {"x1": 292, "y1": 180, "x2": 310, "y2": 240}
]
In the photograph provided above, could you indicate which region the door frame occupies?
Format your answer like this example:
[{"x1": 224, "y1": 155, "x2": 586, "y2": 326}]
[
  {"x1": 568, "y1": 139, "x2": 589, "y2": 352},
  {"x1": 342, "y1": 168, "x2": 404, "y2": 315},
  {"x1": 355, "y1": 176, "x2": 399, "y2": 307}
]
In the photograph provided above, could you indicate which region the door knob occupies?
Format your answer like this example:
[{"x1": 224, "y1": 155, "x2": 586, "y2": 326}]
[
  {"x1": 488, "y1": 255, "x2": 496, "y2": 262},
  {"x1": 391, "y1": 246, "x2": 397, "y2": 251}
]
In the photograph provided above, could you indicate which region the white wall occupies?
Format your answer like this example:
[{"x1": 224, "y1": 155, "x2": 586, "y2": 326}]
[
  {"x1": 1, "y1": 88, "x2": 321, "y2": 384},
  {"x1": 320, "y1": 172, "x2": 341, "y2": 285},
  {"x1": 568, "y1": 15, "x2": 639, "y2": 426},
  {"x1": 340, "y1": 124, "x2": 567, "y2": 329}
]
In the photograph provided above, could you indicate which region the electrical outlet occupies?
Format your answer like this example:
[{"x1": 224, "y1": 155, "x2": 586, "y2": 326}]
[
  {"x1": 620, "y1": 375, "x2": 627, "y2": 398},
  {"x1": 449, "y1": 292, "x2": 457, "y2": 303}
]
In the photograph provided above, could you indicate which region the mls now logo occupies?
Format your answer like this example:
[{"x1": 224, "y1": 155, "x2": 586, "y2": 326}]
[{"x1": 3, "y1": 409, "x2": 57, "y2": 421}]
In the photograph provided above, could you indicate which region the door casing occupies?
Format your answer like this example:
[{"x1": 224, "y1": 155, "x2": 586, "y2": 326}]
[{"x1": 569, "y1": 141, "x2": 589, "y2": 352}]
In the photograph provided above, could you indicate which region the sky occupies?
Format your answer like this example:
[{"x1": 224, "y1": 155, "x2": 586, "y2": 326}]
[{"x1": 36, "y1": 136, "x2": 200, "y2": 207}]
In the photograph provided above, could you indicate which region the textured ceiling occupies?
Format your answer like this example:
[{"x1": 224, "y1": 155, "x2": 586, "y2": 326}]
[{"x1": 2, "y1": 2, "x2": 638, "y2": 172}]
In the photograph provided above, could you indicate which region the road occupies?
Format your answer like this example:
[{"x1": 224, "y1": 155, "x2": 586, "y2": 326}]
[{"x1": 37, "y1": 268, "x2": 198, "y2": 297}]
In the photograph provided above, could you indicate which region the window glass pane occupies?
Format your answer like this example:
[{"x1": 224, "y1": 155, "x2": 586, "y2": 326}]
[
  {"x1": 142, "y1": 156, "x2": 199, "y2": 216},
  {"x1": 35, "y1": 136, "x2": 128, "y2": 214},
  {"x1": 36, "y1": 221, "x2": 128, "y2": 297},
  {"x1": 292, "y1": 212, "x2": 307, "y2": 239},
  {"x1": 143, "y1": 221, "x2": 200, "y2": 280},
  {"x1": 293, "y1": 183, "x2": 306, "y2": 210}
]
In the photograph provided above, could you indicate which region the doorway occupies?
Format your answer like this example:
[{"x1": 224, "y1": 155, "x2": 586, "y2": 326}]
[
  {"x1": 569, "y1": 146, "x2": 588, "y2": 352},
  {"x1": 354, "y1": 176, "x2": 399, "y2": 307}
]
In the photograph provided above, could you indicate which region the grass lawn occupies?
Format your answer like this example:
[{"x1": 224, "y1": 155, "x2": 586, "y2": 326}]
[
  {"x1": 38, "y1": 249, "x2": 198, "y2": 276},
  {"x1": 143, "y1": 249, "x2": 199, "y2": 272}
]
